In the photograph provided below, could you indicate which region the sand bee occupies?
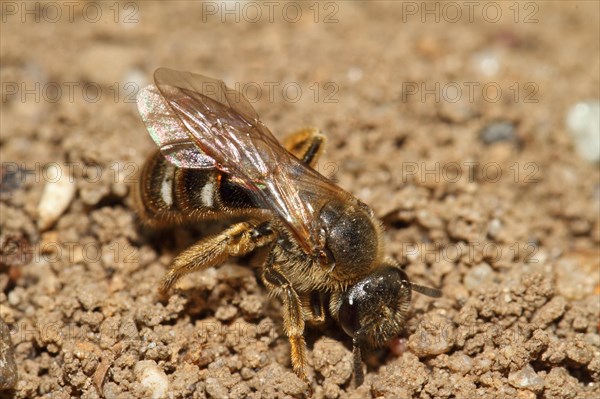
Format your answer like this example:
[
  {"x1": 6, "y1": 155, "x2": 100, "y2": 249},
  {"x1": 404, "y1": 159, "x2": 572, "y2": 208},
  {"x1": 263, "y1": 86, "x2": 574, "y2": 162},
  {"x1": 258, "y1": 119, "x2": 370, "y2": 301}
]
[{"x1": 133, "y1": 68, "x2": 441, "y2": 386}]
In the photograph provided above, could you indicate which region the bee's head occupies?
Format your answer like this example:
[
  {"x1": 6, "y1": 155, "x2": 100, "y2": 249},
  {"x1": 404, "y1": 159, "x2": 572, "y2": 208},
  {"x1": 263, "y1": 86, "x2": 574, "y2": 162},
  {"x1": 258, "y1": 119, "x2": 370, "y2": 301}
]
[{"x1": 333, "y1": 266, "x2": 441, "y2": 385}]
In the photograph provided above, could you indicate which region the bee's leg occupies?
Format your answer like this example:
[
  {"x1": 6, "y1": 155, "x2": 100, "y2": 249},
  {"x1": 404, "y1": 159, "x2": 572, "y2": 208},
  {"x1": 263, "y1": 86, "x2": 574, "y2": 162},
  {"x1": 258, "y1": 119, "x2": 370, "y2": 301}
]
[
  {"x1": 301, "y1": 292, "x2": 327, "y2": 326},
  {"x1": 262, "y1": 262, "x2": 309, "y2": 382},
  {"x1": 282, "y1": 128, "x2": 326, "y2": 168},
  {"x1": 160, "y1": 221, "x2": 275, "y2": 293},
  {"x1": 352, "y1": 334, "x2": 365, "y2": 387}
]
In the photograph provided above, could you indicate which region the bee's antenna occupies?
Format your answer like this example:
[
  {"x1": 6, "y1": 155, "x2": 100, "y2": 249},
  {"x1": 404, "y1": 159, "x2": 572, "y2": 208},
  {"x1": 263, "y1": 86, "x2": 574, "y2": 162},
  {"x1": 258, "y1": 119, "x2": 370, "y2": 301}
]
[{"x1": 410, "y1": 283, "x2": 442, "y2": 298}]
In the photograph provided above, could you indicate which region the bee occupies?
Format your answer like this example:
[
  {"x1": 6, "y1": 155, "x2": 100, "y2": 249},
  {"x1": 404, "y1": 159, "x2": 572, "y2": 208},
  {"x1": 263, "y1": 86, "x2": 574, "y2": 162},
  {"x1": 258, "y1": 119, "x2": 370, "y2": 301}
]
[{"x1": 133, "y1": 68, "x2": 441, "y2": 387}]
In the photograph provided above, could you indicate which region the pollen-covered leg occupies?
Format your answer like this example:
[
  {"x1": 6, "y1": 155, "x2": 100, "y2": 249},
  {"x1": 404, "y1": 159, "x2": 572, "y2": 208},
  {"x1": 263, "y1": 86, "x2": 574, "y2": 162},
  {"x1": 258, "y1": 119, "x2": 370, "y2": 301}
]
[
  {"x1": 262, "y1": 263, "x2": 309, "y2": 383},
  {"x1": 282, "y1": 127, "x2": 326, "y2": 168},
  {"x1": 160, "y1": 221, "x2": 275, "y2": 293}
]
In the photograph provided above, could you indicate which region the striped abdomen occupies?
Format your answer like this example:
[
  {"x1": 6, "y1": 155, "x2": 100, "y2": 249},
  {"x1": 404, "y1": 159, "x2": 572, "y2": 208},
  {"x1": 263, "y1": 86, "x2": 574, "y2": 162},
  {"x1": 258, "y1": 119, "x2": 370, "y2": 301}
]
[{"x1": 134, "y1": 151, "x2": 269, "y2": 226}]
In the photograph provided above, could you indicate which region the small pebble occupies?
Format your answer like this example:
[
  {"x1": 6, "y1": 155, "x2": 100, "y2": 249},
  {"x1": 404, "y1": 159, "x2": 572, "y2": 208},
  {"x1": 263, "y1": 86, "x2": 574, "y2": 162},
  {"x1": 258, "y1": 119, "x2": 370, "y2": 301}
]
[
  {"x1": 487, "y1": 218, "x2": 502, "y2": 238},
  {"x1": 508, "y1": 364, "x2": 545, "y2": 392},
  {"x1": 239, "y1": 294, "x2": 264, "y2": 318},
  {"x1": 472, "y1": 50, "x2": 500, "y2": 76},
  {"x1": 565, "y1": 338, "x2": 593, "y2": 365},
  {"x1": 555, "y1": 257, "x2": 597, "y2": 300},
  {"x1": 566, "y1": 101, "x2": 600, "y2": 162},
  {"x1": 123, "y1": 68, "x2": 149, "y2": 94},
  {"x1": 215, "y1": 305, "x2": 238, "y2": 321},
  {"x1": 347, "y1": 67, "x2": 363, "y2": 83},
  {"x1": 531, "y1": 296, "x2": 567, "y2": 327},
  {"x1": 323, "y1": 381, "x2": 342, "y2": 398},
  {"x1": 205, "y1": 377, "x2": 229, "y2": 398},
  {"x1": 37, "y1": 164, "x2": 76, "y2": 231},
  {"x1": 312, "y1": 338, "x2": 353, "y2": 385},
  {"x1": 134, "y1": 360, "x2": 170, "y2": 399},
  {"x1": 80, "y1": 185, "x2": 110, "y2": 206},
  {"x1": 588, "y1": 355, "x2": 600, "y2": 381},
  {"x1": 479, "y1": 121, "x2": 517, "y2": 145},
  {"x1": 464, "y1": 263, "x2": 495, "y2": 292},
  {"x1": 0, "y1": 164, "x2": 29, "y2": 195},
  {"x1": 448, "y1": 353, "x2": 473, "y2": 375},
  {"x1": 438, "y1": 95, "x2": 476, "y2": 124},
  {"x1": 408, "y1": 314, "x2": 455, "y2": 356}
]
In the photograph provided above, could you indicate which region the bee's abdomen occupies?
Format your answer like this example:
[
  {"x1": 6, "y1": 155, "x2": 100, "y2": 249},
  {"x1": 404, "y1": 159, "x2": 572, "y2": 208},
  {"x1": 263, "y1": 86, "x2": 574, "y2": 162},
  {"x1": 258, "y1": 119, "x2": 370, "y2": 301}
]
[{"x1": 134, "y1": 151, "x2": 260, "y2": 226}]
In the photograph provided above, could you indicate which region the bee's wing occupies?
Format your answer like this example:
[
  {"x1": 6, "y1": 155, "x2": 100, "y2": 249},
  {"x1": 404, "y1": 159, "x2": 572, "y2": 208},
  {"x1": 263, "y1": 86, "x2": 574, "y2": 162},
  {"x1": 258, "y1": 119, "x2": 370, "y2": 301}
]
[
  {"x1": 139, "y1": 68, "x2": 346, "y2": 255},
  {"x1": 137, "y1": 84, "x2": 216, "y2": 169}
]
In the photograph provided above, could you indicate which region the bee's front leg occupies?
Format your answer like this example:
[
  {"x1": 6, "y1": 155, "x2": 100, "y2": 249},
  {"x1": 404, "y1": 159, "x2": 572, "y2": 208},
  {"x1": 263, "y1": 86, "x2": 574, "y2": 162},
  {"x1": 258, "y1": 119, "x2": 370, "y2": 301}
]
[
  {"x1": 301, "y1": 292, "x2": 327, "y2": 326},
  {"x1": 262, "y1": 261, "x2": 309, "y2": 385},
  {"x1": 160, "y1": 221, "x2": 275, "y2": 293}
]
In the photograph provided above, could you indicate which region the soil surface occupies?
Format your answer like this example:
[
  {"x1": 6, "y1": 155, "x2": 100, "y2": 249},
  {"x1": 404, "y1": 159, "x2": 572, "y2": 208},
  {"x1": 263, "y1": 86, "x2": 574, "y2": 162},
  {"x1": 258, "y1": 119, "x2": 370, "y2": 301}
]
[{"x1": 1, "y1": 1, "x2": 599, "y2": 398}]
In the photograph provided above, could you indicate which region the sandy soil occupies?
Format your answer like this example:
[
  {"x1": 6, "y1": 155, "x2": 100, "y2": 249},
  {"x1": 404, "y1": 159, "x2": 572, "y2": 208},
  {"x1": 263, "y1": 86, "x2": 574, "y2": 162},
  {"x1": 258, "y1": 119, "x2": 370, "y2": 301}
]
[{"x1": 1, "y1": 1, "x2": 599, "y2": 398}]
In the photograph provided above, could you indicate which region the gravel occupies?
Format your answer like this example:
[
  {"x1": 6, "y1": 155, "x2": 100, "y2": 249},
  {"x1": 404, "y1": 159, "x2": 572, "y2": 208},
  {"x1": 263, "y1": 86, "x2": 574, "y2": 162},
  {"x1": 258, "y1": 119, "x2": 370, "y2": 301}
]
[{"x1": 1, "y1": 2, "x2": 598, "y2": 398}]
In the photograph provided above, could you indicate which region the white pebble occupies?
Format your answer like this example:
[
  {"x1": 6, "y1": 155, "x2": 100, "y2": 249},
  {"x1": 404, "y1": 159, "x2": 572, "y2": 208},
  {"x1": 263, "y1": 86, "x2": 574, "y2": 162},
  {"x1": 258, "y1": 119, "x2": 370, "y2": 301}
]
[
  {"x1": 472, "y1": 50, "x2": 500, "y2": 76},
  {"x1": 7, "y1": 290, "x2": 21, "y2": 305},
  {"x1": 134, "y1": 360, "x2": 169, "y2": 399},
  {"x1": 464, "y1": 263, "x2": 494, "y2": 292},
  {"x1": 37, "y1": 164, "x2": 76, "y2": 231},
  {"x1": 347, "y1": 67, "x2": 363, "y2": 83},
  {"x1": 508, "y1": 364, "x2": 545, "y2": 392},
  {"x1": 566, "y1": 101, "x2": 600, "y2": 162},
  {"x1": 487, "y1": 218, "x2": 502, "y2": 238},
  {"x1": 123, "y1": 68, "x2": 149, "y2": 92}
]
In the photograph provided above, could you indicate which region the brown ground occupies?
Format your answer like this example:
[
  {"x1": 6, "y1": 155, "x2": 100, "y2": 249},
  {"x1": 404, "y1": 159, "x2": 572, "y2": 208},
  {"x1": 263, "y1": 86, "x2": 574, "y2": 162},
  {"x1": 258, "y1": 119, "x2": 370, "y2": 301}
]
[{"x1": 1, "y1": 1, "x2": 599, "y2": 398}]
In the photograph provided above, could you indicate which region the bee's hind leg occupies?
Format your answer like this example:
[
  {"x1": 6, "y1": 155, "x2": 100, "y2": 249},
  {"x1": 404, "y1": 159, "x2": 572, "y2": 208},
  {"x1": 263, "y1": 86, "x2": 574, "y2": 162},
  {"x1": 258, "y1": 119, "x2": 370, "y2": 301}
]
[
  {"x1": 282, "y1": 127, "x2": 327, "y2": 168},
  {"x1": 160, "y1": 221, "x2": 275, "y2": 293}
]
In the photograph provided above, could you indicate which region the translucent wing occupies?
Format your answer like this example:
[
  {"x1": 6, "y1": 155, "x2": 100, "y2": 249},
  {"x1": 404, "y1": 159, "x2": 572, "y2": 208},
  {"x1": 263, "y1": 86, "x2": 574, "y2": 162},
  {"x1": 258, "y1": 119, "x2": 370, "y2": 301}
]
[
  {"x1": 138, "y1": 68, "x2": 349, "y2": 256},
  {"x1": 137, "y1": 84, "x2": 216, "y2": 169}
]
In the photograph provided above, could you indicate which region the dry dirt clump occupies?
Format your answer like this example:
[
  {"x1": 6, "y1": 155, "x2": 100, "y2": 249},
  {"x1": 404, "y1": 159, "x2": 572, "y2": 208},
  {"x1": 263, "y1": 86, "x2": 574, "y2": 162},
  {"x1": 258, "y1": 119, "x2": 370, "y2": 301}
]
[{"x1": 1, "y1": 2, "x2": 599, "y2": 399}]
